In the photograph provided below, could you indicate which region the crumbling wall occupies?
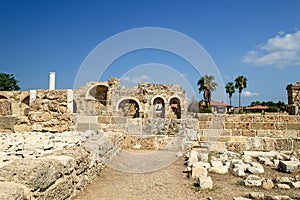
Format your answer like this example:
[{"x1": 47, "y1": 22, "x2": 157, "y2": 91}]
[
  {"x1": 286, "y1": 82, "x2": 300, "y2": 115},
  {"x1": 0, "y1": 90, "x2": 75, "y2": 133}
]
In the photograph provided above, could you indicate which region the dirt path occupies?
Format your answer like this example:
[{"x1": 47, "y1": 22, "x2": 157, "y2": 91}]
[{"x1": 73, "y1": 151, "x2": 300, "y2": 200}]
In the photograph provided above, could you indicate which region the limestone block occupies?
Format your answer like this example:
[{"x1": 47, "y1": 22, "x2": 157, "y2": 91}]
[
  {"x1": 0, "y1": 159, "x2": 63, "y2": 191},
  {"x1": 242, "y1": 130, "x2": 256, "y2": 137},
  {"x1": 13, "y1": 124, "x2": 33, "y2": 132},
  {"x1": 0, "y1": 116, "x2": 17, "y2": 131},
  {"x1": 208, "y1": 166, "x2": 228, "y2": 174},
  {"x1": 233, "y1": 168, "x2": 245, "y2": 177},
  {"x1": 293, "y1": 138, "x2": 300, "y2": 151},
  {"x1": 278, "y1": 160, "x2": 299, "y2": 173},
  {"x1": 0, "y1": 101, "x2": 11, "y2": 115},
  {"x1": 197, "y1": 176, "x2": 213, "y2": 190},
  {"x1": 244, "y1": 175, "x2": 262, "y2": 187},
  {"x1": 0, "y1": 182, "x2": 25, "y2": 199},
  {"x1": 276, "y1": 183, "x2": 291, "y2": 189},
  {"x1": 247, "y1": 162, "x2": 264, "y2": 174},
  {"x1": 249, "y1": 192, "x2": 264, "y2": 200},
  {"x1": 287, "y1": 123, "x2": 300, "y2": 130},
  {"x1": 275, "y1": 139, "x2": 293, "y2": 151},
  {"x1": 262, "y1": 179, "x2": 274, "y2": 190},
  {"x1": 192, "y1": 165, "x2": 208, "y2": 178},
  {"x1": 292, "y1": 181, "x2": 300, "y2": 188}
]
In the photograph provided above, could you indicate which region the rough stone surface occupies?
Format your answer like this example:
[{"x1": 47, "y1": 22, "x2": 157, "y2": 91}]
[
  {"x1": 278, "y1": 160, "x2": 299, "y2": 173},
  {"x1": 244, "y1": 175, "x2": 262, "y2": 187},
  {"x1": 197, "y1": 176, "x2": 213, "y2": 190},
  {"x1": 192, "y1": 166, "x2": 208, "y2": 178}
]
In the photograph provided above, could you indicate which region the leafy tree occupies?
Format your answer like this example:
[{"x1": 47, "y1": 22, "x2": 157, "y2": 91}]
[
  {"x1": 234, "y1": 75, "x2": 247, "y2": 111},
  {"x1": 225, "y1": 82, "x2": 235, "y2": 108},
  {"x1": 197, "y1": 75, "x2": 217, "y2": 108},
  {"x1": 0, "y1": 73, "x2": 20, "y2": 91}
]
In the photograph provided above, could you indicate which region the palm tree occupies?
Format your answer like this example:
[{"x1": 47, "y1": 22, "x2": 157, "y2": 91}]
[
  {"x1": 234, "y1": 75, "x2": 247, "y2": 111},
  {"x1": 225, "y1": 82, "x2": 235, "y2": 109},
  {"x1": 197, "y1": 75, "x2": 217, "y2": 108}
]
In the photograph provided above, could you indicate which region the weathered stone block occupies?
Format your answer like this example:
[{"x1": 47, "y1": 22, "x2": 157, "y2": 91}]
[
  {"x1": 224, "y1": 122, "x2": 234, "y2": 129},
  {"x1": 13, "y1": 124, "x2": 33, "y2": 132},
  {"x1": 284, "y1": 130, "x2": 298, "y2": 138},
  {"x1": 0, "y1": 182, "x2": 24, "y2": 200},
  {"x1": 251, "y1": 123, "x2": 263, "y2": 130},
  {"x1": 197, "y1": 176, "x2": 213, "y2": 190},
  {"x1": 0, "y1": 116, "x2": 17, "y2": 131},
  {"x1": 278, "y1": 161, "x2": 299, "y2": 173},
  {"x1": 262, "y1": 138, "x2": 275, "y2": 151},
  {"x1": 98, "y1": 116, "x2": 110, "y2": 124},
  {"x1": 232, "y1": 129, "x2": 243, "y2": 136},
  {"x1": 275, "y1": 138, "x2": 293, "y2": 151},
  {"x1": 242, "y1": 130, "x2": 256, "y2": 137},
  {"x1": 199, "y1": 121, "x2": 210, "y2": 129},
  {"x1": 235, "y1": 122, "x2": 250, "y2": 129},
  {"x1": 275, "y1": 123, "x2": 287, "y2": 130},
  {"x1": 293, "y1": 138, "x2": 300, "y2": 151},
  {"x1": 287, "y1": 123, "x2": 300, "y2": 130},
  {"x1": 198, "y1": 114, "x2": 211, "y2": 121},
  {"x1": 0, "y1": 101, "x2": 11, "y2": 115},
  {"x1": 256, "y1": 130, "x2": 268, "y2": 137},
  {"x1": 211, "y1": 122, "x2": 223, "y2": 129},
  {"x1": 0, "y1": 159, "x2": 63, "y2": 191}
]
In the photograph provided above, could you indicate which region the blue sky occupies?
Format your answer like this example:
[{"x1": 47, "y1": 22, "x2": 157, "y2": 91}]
[{"x1": 1, "y1": 0, "x2": 300, "y2": 106}]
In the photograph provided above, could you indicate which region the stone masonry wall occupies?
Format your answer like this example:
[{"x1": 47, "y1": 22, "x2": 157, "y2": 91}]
[
  {"x1": 0, "y1": 90, "x2": 75, "y2": 133},
  {"x1": 196, "y1": 113, "x2": 300, "y2": 152}
]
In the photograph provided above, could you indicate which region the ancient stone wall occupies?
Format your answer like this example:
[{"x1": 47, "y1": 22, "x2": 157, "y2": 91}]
[
  {"x1": 0, "y1": 90, "x2": 74, "y2": 133},
  {"x1": 286, "y1": 82, "x2": 300, "y2": 115},
  {"x1": 196, "y1": 113, "x2": 300, "y2": 152}
]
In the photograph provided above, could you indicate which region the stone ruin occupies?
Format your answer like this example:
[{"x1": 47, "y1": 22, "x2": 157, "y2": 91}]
[
  {"x1": 0, "y1": 77, "x2": 300, "y2": 199},
  {"x1": 286, "y1": 82, "x2": 300, "y2": 115}
]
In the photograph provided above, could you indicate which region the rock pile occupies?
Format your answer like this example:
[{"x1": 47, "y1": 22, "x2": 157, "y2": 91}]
[
  {"x1": 184, "y1": 149, "x2": 300, "y2": 197},
  {"x1": 0, "y1": 130, "x2": 122, "y2": 199}
]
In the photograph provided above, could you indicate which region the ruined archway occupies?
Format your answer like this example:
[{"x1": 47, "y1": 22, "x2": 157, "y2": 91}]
[
  {"x1": 0, "y1": 95, "x2": 7, "y2": 99},
  {"x1": 117, "y1": 98, "x2": 140, "y2": 118},
  {"x1": 21, "y1": 96, "x2": 30, "y2": 116},
  {"x1": 87, "y1": 84, "x2": 108, "y2": 106},
  {"x1": 152, "y1": 96, "x2": 165, "y2": 118},
  {"x1": 169, "y1": 97, "x2": 181, "y2": 119}
]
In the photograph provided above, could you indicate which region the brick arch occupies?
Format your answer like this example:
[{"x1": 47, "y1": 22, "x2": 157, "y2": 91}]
[{"x1": 151, "y1": 96, "x2": 166, "y2": 118}]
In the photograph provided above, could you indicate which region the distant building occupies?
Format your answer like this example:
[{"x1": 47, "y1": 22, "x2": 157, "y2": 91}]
[
  {"x1": 200, "y1": 100, "x2": 230, "y2": 113},
  {"x1": 244, "y1": 105, "x2": 269, "y2": 113}
]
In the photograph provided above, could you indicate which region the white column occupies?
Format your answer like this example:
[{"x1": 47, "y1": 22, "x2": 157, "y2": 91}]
[
  {"x1": 67, "y1": 89, "x2": 73, "y2": 113},
  {"x1": 49, "y1": 72, "x2": 56, "y2": 90},
  {"x1": 29, "y1": 90, "x2": 36, "y2": 104}
]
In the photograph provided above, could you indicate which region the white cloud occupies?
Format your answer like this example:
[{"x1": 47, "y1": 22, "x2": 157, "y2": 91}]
[
  {"x1": 242, "y1": 30, "x2": 300, "y2": 67},
  {"x1": 121, "y1": 75, "x2": 150, "y2": 83},
  {"x1": 241, "y1": 90, "x2": 259, "y2": 97}
]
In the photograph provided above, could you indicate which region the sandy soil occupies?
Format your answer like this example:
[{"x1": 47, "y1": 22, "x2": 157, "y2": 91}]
[{"x1": 73, "y1": 151, "x2": 300, "y2": 200}]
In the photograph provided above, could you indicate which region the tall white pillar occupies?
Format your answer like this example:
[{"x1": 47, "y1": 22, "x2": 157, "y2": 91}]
[{"x1": 49, "y1": 72, "x2": 56, "y2": 90}]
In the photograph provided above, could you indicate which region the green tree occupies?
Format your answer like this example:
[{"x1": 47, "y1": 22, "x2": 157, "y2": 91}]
[
  {"x1": 234, "y1": 75, "x2": 247, "y2": 111},
  {"x1": 225, "y1": 82, "x2": 235, "y2": 108},
  {"x1": 0, "y1": 73, "x2": 20, "y2": 91},
  {"x1": 197, "y1": 75, "x2": 217, "y2": 108}
]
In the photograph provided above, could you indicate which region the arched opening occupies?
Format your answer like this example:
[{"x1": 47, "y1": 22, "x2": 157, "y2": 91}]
[
  {"x1": 21, "y1": 96, "x2": 30, "y2": 116},
  {"x1": 118, "y1": 99, "x2": 140, "y2": 118},
  {"x1": 153, "y1": 97, "x2": 165, "y2": 118},
  {"x1": 73, "y1": 100, "x2": 77, "y2": 113},
  {"x1": 0, "y1": 95, "x2": 7, "y2": 99},
  {"x1": 89, "y1": 85, "x2": 108, "y2": 106},
  {"x1": 169, "y1": 97, "x2": 181, "y2": 119}
]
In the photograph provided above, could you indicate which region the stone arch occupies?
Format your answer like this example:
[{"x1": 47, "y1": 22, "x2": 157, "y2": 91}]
[
  {"x1": 116, "y1": 97, "x2": 141, "y2": 118},
  {"x1": 152, "y1": 96, "x2": 166, "y2": 118},
  {"x1": 168, "y1": 96, "x2": 181, "y2": 119},
  {"x1": 85, "y1": 83, "x2": 109, "y2": 106},
  {"x1": 73, "y1": 100, "x2": 77, "y2": 113},
  {"x1": 21, "y1": 96, "x2": 30, "y2": 116}
]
